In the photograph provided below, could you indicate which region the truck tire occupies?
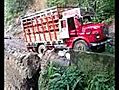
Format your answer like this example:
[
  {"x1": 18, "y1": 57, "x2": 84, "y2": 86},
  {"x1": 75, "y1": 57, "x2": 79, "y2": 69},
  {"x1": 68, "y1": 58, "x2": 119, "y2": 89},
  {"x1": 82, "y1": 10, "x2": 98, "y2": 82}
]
[
  {"x1": 37, "y1": 45, "x2": 46, "y2": 54},
  {"x1": 73, "y1": 40, "x2": 89, "y2": 51}
]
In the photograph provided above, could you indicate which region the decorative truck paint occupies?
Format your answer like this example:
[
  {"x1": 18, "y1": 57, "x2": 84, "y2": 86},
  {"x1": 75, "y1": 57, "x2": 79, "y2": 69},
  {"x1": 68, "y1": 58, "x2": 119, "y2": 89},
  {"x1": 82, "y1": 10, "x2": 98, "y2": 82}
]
[{"x1": 20, "y1": 6, "x2": 111, "y2": 52}]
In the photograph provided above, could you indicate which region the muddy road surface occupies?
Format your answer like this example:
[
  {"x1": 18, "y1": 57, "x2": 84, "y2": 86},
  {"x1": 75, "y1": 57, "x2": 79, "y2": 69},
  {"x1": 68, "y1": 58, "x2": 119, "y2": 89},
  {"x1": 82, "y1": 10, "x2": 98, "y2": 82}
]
[{"x1": 4, "y1": 36, "x2": 27, "y2": 54}]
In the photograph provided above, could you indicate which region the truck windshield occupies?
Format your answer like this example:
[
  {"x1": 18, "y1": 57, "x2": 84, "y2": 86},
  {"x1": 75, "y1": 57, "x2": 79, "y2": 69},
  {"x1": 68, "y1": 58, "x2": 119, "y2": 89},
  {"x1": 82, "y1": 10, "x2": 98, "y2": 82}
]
[{"x1": 83, "y1": 16, "x2": 92, "y2": 23}]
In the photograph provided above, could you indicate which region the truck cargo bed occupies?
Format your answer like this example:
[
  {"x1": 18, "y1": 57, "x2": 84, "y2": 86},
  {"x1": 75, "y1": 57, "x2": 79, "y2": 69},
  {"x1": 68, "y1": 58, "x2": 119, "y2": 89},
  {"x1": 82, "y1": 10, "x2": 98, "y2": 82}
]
[{"x1": 21, "y1": 6, "x2": 61, "y2": 43}]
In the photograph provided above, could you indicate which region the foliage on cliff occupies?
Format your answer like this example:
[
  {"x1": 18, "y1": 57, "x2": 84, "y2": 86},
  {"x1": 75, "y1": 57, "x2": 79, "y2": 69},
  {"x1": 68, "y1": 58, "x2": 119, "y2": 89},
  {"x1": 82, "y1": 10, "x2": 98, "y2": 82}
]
[
  {"x1": 5, "y1": 0, "x2": 114, "y2": 25},
  {"x1": 4, "y1": 0, "x2": 33, "y2": 24},
  {"x1": 47, "y1": 0, "x2": 115, "y2": 24}
]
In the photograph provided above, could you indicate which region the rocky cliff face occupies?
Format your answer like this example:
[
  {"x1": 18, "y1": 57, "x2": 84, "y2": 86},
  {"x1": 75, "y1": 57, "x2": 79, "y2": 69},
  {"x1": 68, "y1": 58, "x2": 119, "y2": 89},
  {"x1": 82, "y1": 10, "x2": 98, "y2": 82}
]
[
  {"x1": 4, "y1": 52, "x2": 41, "y2": 90},
  {"x1": 4, "y1": 34, "x2": 41, "y2": 90},
  {"x1": 4, "y1": 37, "x2": 70, "y2": 90}
]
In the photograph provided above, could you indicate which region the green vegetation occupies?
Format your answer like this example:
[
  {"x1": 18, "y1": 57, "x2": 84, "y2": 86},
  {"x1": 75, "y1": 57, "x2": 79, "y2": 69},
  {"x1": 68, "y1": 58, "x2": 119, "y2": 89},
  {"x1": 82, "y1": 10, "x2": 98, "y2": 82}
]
[
  {"x1": 5, "y1": 0, "x2": 114, "y2": 25},
  {"x1": 86, "y1": 74, "x2": 114, "y2": 90},
  {"x1": 39, "y1": 62, "x2": 86, "y2": 90},
  {"x1": 47, "y1": 0, "x2": 115, "y2": 24},
  {"x1": 47, "y1": 0, "x2": 67, "y2": 7},
  {"x1": 4, "y1": 0, "x2": 33, "y2": 24},
  {"x1": 39, "y1": 58, "x2": 115, "y2": 90},
  {"x1": 105, "y1": 43, "x2": 115, "y2": 54}
]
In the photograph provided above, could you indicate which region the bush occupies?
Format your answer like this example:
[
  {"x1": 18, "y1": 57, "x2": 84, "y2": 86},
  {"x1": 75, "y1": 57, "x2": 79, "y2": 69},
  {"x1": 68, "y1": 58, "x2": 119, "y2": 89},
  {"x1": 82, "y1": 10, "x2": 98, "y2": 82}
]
[
  {"x1": 39, "y1": 61, "x2": 86, "y2": 90},
  {"x1": 105, "y1": 43, "x2": 115, "y2": 54},
  {"x1": 47, "y1": 0, "x2": 114, "y2": 24},
  {"x1": 86, "y1": 74, "x2": 115, "y2": 90},
  {"x1": 39, "y1": 60, "x2": 115, "y2": 90},
  {"x1": 39, "y1": 49, "x2": 116, "y2": 90}
]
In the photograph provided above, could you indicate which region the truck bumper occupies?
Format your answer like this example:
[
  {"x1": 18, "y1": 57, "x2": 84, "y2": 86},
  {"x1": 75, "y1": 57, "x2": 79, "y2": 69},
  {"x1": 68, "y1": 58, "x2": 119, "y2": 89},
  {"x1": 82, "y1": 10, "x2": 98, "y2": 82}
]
[{"x1": 90, "y1": 38, "x2": 112, "y2": 47}]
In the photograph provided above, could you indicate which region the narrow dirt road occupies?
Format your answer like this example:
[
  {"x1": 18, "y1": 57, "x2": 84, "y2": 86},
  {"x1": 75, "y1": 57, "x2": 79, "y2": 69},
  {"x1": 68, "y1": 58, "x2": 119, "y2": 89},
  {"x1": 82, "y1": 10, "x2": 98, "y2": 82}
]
[{"x1": 4, "y1": 37, "x2": 27, "y2": 53}]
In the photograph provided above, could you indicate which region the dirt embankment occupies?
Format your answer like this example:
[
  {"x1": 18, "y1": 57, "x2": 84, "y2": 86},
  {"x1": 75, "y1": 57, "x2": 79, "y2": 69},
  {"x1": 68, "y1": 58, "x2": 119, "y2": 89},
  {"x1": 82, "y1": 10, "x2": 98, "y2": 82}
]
[
  {"x1": 4, "y1": 51, "x2": 41, "y2": 90},
  {"x1": 4, "y1": 35, "x2": 41, "y2": 90},
  {"x1": 4, "y1": 37, "x2": 70, "y2": 90}
]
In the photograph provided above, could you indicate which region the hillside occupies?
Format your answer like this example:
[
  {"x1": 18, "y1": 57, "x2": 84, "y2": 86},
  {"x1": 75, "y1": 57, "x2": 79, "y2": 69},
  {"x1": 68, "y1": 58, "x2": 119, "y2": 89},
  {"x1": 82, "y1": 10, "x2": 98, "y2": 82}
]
[
  {"x1": 4, "y1": 0, "x2": 115, "y2": 37},
  {"x1": 4, "y1": 0, "x2": 47, "y2": 37},
  {"x1": 4, "y1": 0, "x2": 115, "y2": 90}
]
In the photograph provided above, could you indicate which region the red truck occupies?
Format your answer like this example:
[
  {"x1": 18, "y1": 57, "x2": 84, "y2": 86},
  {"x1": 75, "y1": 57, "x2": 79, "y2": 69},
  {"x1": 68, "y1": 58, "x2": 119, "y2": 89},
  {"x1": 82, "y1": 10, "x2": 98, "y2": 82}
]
[{"x1": 20, "y1": 6, "x2": 111, "y2": 54}]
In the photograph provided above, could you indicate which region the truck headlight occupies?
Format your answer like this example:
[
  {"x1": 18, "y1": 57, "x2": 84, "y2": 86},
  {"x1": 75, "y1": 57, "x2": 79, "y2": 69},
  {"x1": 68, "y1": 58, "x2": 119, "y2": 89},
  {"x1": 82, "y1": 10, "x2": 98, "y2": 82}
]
[
  {"x1": 96, "y1": 35, "x2": 100, "y2": 39},
  {"x1": 95, "y1": 33, "x2": 100, "y2": 39}
]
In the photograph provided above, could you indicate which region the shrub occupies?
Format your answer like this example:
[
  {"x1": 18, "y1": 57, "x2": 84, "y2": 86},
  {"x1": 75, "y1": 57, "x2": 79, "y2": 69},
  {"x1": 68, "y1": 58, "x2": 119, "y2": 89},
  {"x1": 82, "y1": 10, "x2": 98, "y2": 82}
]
[
  {"x1": 39, "y1": 61, "x2": 86, "y2": 90},
  {"x1": 86, "y1": 74, "x2": 115, "y2": 90}
]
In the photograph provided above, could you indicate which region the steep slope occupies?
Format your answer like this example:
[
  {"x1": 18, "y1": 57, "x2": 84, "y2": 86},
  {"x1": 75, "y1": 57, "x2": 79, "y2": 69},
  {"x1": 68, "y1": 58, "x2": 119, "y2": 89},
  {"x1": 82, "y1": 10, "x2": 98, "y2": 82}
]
[
  {"x1": 31, "y1": 0, "x2": 47, "y2": 11},
  {"x1": 5, "y1": 0, "x2": 48, "y2": 37}
]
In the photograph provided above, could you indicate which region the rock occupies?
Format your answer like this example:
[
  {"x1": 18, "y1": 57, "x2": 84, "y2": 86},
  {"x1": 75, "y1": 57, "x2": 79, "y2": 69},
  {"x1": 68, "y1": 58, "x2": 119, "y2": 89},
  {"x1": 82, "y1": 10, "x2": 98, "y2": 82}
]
[
  {"x1": 41, "y1": 49, "x2": 71, "y2": 70},
  {"x1": 4, "y1": 52, "x2": 41, "y2": 90}
]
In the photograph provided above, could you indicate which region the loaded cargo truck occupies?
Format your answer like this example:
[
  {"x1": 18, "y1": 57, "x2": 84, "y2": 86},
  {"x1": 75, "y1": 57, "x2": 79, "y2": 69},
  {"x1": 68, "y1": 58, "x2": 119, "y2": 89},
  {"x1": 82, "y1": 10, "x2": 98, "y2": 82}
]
[{"x1": 20, "y1": 6, "x2": 112, "y2": 54}]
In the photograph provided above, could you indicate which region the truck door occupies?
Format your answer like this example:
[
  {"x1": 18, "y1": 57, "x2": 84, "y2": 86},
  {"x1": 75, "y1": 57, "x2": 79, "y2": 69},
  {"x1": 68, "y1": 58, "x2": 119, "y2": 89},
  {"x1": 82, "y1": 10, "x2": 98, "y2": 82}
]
[
  {"x1": 67, "y1": 17, "x2": 77, "y2": 36},
  {"x1": 59, "y1": 19, "x2": 69, "y2": 39}
]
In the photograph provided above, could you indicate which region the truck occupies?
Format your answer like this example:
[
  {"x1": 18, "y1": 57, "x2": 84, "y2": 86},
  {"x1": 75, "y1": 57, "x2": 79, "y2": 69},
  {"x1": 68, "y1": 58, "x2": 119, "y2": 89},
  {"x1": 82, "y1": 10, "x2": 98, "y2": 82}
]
[{"x1": 20, "y1": 6, "x2": 112, "y2": 54}]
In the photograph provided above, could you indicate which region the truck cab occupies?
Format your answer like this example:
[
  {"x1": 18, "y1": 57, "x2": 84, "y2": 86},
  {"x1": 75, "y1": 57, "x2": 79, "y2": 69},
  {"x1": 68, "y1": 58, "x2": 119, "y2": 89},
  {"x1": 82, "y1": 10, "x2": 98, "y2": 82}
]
[{"x1": 59, "y1": 8, "x2": 112, "y2": 51}]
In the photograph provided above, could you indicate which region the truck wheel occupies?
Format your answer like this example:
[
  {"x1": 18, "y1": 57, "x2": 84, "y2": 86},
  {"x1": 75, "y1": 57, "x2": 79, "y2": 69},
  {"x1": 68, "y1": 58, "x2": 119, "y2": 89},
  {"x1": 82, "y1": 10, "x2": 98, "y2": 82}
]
[
  {"x1": 73, "y1": 40, "x2": 89, "y2": 51},
  {"x1": 37, "y1": 45, "x2": 46, "y2": 54}
]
